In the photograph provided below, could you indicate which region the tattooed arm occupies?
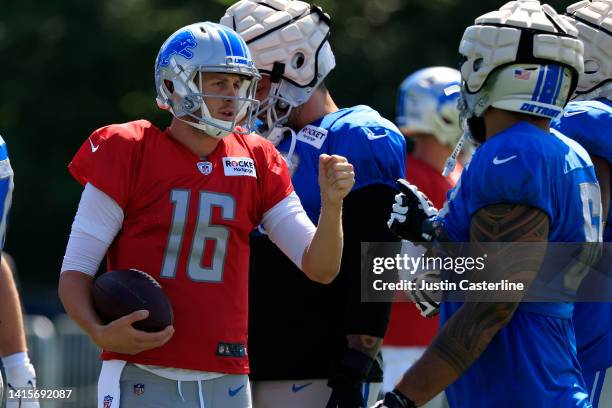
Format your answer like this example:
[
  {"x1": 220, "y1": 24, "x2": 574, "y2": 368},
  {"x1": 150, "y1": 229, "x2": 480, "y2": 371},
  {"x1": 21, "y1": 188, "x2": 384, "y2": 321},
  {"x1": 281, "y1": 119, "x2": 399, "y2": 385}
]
[{"x1": 393, "y1": 204, "x2": 549, "y2": 405}]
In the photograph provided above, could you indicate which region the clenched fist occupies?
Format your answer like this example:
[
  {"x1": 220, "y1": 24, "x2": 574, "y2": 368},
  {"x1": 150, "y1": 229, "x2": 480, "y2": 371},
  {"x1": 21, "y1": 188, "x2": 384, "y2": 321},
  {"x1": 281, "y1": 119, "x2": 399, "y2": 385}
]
[{"x1": 318, "y1": 154, "x2": 355, "y2": 207}]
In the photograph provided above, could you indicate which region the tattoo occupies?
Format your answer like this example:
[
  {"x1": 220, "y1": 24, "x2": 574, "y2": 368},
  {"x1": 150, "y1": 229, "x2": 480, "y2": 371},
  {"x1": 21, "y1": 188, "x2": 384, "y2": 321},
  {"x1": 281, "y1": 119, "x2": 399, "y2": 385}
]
[
  {"x1": 432, "y1": 204, "x2": 549, "y2": 374},
  {"x1": 347, "y1": 334, "x2": 383, "y2": 359},
  {"x1": 470, "y1": 203, "x2": 549, "y2": 242},
  {"x1": 432, "y1": 301, "x2": 517, "y2": 373}
]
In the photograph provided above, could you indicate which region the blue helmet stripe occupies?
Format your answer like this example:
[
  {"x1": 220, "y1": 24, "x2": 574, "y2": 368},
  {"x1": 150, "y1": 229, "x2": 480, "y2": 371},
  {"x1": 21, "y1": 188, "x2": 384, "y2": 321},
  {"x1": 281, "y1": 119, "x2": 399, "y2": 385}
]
[
  {"x1": 219, "y1": 26, "x2": 246, "y2": 58},
  {"x1": 531, "y1": 66, "x2": 546, "y2": 101},
  {"x1": 551, "y1": 66, "x2": 564, "y2": 106},
  {"x1": 215, "y1": 26, "x2": 232, "y2": 56},
  {"x1": 538, "y1": 65, "x2": 560, "y2": 104}
]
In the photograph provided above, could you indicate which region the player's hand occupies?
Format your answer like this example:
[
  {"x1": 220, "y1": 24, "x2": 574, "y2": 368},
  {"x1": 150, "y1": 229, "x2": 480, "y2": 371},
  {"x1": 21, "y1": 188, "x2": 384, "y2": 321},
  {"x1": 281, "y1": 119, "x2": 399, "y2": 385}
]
[
  {"x1": 407, "y1": 270, "x2": 442, "y2": 318},
  {"x1": 5, "y1": 357, "x2": 39, "y2": 408},
  {"x1": 93, "y1": 310, "x2": 174, "y2": 355},
  {"x1": 318, "y1": 154, "x2": 355, "y2": 208},
  {"x1": 387, "y1": 179, "x2": 438, "y2": 241},
  {"x1": 326, "y1": 350, "x2": 373, "y2": 408},
  {"x1": 371, "y1": 390, "x2": 417, "y2": 408}
]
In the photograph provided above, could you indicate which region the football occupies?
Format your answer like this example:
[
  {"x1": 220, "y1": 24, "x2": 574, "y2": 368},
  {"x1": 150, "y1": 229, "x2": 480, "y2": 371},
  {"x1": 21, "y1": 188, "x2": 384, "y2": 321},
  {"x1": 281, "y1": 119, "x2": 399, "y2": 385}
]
[{"x1": 92, "y1": 269, "x2": 173, "y2": 333}]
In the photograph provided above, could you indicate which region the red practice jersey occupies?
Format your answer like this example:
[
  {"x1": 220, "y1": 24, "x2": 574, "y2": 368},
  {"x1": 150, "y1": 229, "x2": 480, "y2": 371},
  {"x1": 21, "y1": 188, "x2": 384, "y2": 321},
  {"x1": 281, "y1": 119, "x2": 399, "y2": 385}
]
[
  {"x1": 69, "y1": 120, "x2": 293, "y2": 374},
  {"x1": 384, "y1": 155, "x2": 462, "y2": 346}
]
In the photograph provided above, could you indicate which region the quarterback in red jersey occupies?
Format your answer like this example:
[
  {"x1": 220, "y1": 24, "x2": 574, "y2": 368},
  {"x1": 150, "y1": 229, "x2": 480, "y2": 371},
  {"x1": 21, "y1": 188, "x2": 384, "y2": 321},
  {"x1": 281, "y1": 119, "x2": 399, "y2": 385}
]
[
  {"x1": 382, "y1": 67, "x2": 464, "y2": 407},
  {"x1": 58, "y1": 22, "x2": 354, "y2": 408}
]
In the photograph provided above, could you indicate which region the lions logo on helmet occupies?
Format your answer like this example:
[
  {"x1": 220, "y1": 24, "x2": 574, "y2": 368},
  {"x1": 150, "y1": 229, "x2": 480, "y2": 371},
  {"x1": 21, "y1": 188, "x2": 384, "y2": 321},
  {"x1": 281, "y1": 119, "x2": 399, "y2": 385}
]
[
  {"x1": 154, "y1": 22, "x2": 261, "y2": 139},
  {"x1": 396, "y1": 67, "x2": 463, "y2": 148},
  {"x1": 157, "y1": 31, "x2": 197, "y2": 68}
]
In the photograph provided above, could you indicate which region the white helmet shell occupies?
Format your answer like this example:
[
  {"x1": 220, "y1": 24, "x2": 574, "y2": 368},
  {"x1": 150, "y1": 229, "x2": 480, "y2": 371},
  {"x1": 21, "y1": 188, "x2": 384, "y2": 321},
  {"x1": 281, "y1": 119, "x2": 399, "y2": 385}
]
[
  {"x1": 566, "y1": 0, "x2": 612, "y2": 100},
  {"x1": 221, "y1": 0, "x2": 336, "y2": 137},
  {"x1": 459, "y1": 0, "x2": 584, "y2": 119}
]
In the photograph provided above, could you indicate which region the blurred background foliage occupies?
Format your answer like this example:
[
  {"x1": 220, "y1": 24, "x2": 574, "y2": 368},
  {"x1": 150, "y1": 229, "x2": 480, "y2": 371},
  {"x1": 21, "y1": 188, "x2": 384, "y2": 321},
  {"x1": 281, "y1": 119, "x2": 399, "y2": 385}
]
[{"x1": 1, "y1": 0, "x2": 571, "y2": 315}]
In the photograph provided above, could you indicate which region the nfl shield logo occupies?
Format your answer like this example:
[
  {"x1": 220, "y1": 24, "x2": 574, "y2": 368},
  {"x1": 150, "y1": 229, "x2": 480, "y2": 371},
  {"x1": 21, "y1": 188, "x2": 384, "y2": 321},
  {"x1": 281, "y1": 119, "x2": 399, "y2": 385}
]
[
  {"x1": 103, "y1": 395, "x2": 113, "y2": 408},
  {"x1": 197, "y1": 161, "x2": 213, "y2": 175},
  {"x1": 134, "y1": 384, "x2": 145, "y2": 396}
]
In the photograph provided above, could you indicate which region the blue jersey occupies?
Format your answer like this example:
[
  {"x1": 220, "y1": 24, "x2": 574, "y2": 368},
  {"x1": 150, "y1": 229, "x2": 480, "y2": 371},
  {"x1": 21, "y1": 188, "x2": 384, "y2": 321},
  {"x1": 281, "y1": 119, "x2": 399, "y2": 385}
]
[
  {"x1": 440, "y1": 121, "x2": 597, "y2": 407},
  {"x1": 552, "y1": 99, "x2": 612, "y2": 240},
  {"x1": 552, "y1": 99, "x2": 612, "y2": 404},
  {"x1": 0, "y1": 136, "x2": 13, "y2": 250},
  {"x1": 275, "y1": 105, "x2": 406, "y2": 222}
]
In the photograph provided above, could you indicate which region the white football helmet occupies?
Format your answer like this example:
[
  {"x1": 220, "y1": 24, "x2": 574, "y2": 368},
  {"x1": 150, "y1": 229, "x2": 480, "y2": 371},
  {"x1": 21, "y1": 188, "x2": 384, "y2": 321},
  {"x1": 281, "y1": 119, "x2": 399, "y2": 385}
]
[
  {"x1": 155, "y1": 22, "x2": 261, "y2": 138},
  {"x1": 458, "y1": 0, "x2": 584, "y2": 129},
  {"x1": 220, "y1": 0, "x2": 336, "y2": 141},
  {"x1": 396, "y1": 67, "x2": 463, "y2": 147},
  {"x1": 566, "y1": 0, "x2": 612, "y2": 101}
]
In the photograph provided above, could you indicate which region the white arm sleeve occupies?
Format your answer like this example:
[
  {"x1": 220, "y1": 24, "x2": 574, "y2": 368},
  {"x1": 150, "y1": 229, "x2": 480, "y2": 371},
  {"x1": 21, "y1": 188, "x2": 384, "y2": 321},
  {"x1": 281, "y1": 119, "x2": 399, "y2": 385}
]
[
  {"x1": 262, "y1": 192, "x2": 317, "y2": 270},
  {"x1": 60, "y1": 183, "x2": 124, "y2": 276}
]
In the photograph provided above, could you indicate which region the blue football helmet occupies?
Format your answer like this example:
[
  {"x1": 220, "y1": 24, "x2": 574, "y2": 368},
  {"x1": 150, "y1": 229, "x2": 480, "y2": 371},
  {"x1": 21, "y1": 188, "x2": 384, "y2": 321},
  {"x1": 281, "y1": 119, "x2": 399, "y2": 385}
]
[
  {"x1": 396, "y1": 67, "x2": 462, "y2": 147},
  {"x1": 155, "y1": 22, "x2": 261, "y2": 138}
]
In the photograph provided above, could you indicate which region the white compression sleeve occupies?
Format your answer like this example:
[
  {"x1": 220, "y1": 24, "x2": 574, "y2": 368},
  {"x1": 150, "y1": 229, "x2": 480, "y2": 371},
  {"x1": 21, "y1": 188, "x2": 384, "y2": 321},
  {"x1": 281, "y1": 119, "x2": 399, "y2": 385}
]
[
  {"x1": 60, "y1": 183, "x2": 124, "y2": 276},
  {"x1": 262, "y1": 192, "x2": 317, "y2": 270}
]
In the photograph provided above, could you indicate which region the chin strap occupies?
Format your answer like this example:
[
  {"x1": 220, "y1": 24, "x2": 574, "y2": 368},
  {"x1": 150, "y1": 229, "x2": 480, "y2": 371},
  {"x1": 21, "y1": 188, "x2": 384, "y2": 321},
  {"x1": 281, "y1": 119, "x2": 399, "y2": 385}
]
[
  {"x1": 442, "y1": 132, "x2": 467, "y2": 177},
  {"x1": 176, "y1": 116, "x2": 230, "y2": 139}
]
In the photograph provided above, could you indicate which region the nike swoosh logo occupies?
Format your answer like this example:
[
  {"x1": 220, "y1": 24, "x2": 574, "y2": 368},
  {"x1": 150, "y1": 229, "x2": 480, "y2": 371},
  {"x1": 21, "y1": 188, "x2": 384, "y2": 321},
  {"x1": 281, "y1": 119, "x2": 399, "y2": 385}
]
[
  {"x1": 89, "y1": 138, "x2": 99, "y2": 153},
  {"x1": 493, "y1": 155, "x2": 517, "y2": 165},
  {"x1": 292, "y1": 383, "x2": 313, "y2": 393},
  {"x1": 228, "y1": 385, "x2": 245, "y2": 397},
  {"x1": 563, "y1": 110, "x2": 588, "y2": 117},
  {"x1": 365, "y1": 129, "x2": 387, "y2": 141}
]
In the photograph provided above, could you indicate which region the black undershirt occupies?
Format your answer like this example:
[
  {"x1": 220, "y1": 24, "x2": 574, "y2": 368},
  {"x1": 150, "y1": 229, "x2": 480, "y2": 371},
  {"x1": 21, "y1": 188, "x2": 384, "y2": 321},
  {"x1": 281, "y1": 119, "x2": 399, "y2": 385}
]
[{"x1": 248, "y1": 183, "x2": 399, "y2": 381}]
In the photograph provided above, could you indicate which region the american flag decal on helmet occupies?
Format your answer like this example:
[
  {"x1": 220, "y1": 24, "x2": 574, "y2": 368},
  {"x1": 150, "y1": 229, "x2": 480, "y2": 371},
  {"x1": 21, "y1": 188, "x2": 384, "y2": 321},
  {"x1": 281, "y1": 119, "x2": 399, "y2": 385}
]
[{"x1": 514, "y1": 69, "x2": 532, "y2": 80}]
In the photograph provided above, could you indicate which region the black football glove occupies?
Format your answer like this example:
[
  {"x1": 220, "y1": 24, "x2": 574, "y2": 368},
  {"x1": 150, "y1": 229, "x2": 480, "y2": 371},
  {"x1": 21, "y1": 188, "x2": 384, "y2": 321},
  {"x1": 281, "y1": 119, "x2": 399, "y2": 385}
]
[
  {"x1": 326, "y1": 349, "x2": 374, "y2": 408},
  {"x1": 387, "y1": 179, "x2": 439, "y2": 242},
  {"x1": 371, "y1": 390, "x2": 417, "y2": 408}
]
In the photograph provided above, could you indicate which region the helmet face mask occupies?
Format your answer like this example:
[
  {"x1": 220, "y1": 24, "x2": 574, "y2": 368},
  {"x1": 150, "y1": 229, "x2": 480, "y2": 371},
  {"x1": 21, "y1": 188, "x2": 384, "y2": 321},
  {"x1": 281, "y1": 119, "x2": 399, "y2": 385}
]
[
  {"x1": 155, "y1": 22, "x2": 261, "y2": 138},
  {"x1": 254, "y1": 76, "x2": 294, "y2": 142}
]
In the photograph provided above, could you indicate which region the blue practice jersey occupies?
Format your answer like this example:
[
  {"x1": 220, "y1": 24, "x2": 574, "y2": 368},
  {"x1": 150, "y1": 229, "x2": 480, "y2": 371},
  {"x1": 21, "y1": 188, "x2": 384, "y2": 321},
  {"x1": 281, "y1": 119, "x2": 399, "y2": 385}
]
[
  {"x1": 0, "y1": 136, "x2": 13, "y2": 250},
  {"x1": 552, "y1": 99, "x2": 612, "y2": 404},
  {"x1": 274, "y1": 105, "x2": 406, "y2": 222},
  {"x1": 553, "y1": 99, "x2": 612, "y2": 240},
  {"x1": 440, "y1": 121, "x2": 597, "y2": 407}
]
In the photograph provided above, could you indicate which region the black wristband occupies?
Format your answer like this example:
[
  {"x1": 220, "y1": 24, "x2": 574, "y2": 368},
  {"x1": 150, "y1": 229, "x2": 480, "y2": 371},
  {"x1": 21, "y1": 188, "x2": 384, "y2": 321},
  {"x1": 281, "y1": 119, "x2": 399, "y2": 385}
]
[{"x1": 385, "y1": 389, "x2": 417, "y2": 408}]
